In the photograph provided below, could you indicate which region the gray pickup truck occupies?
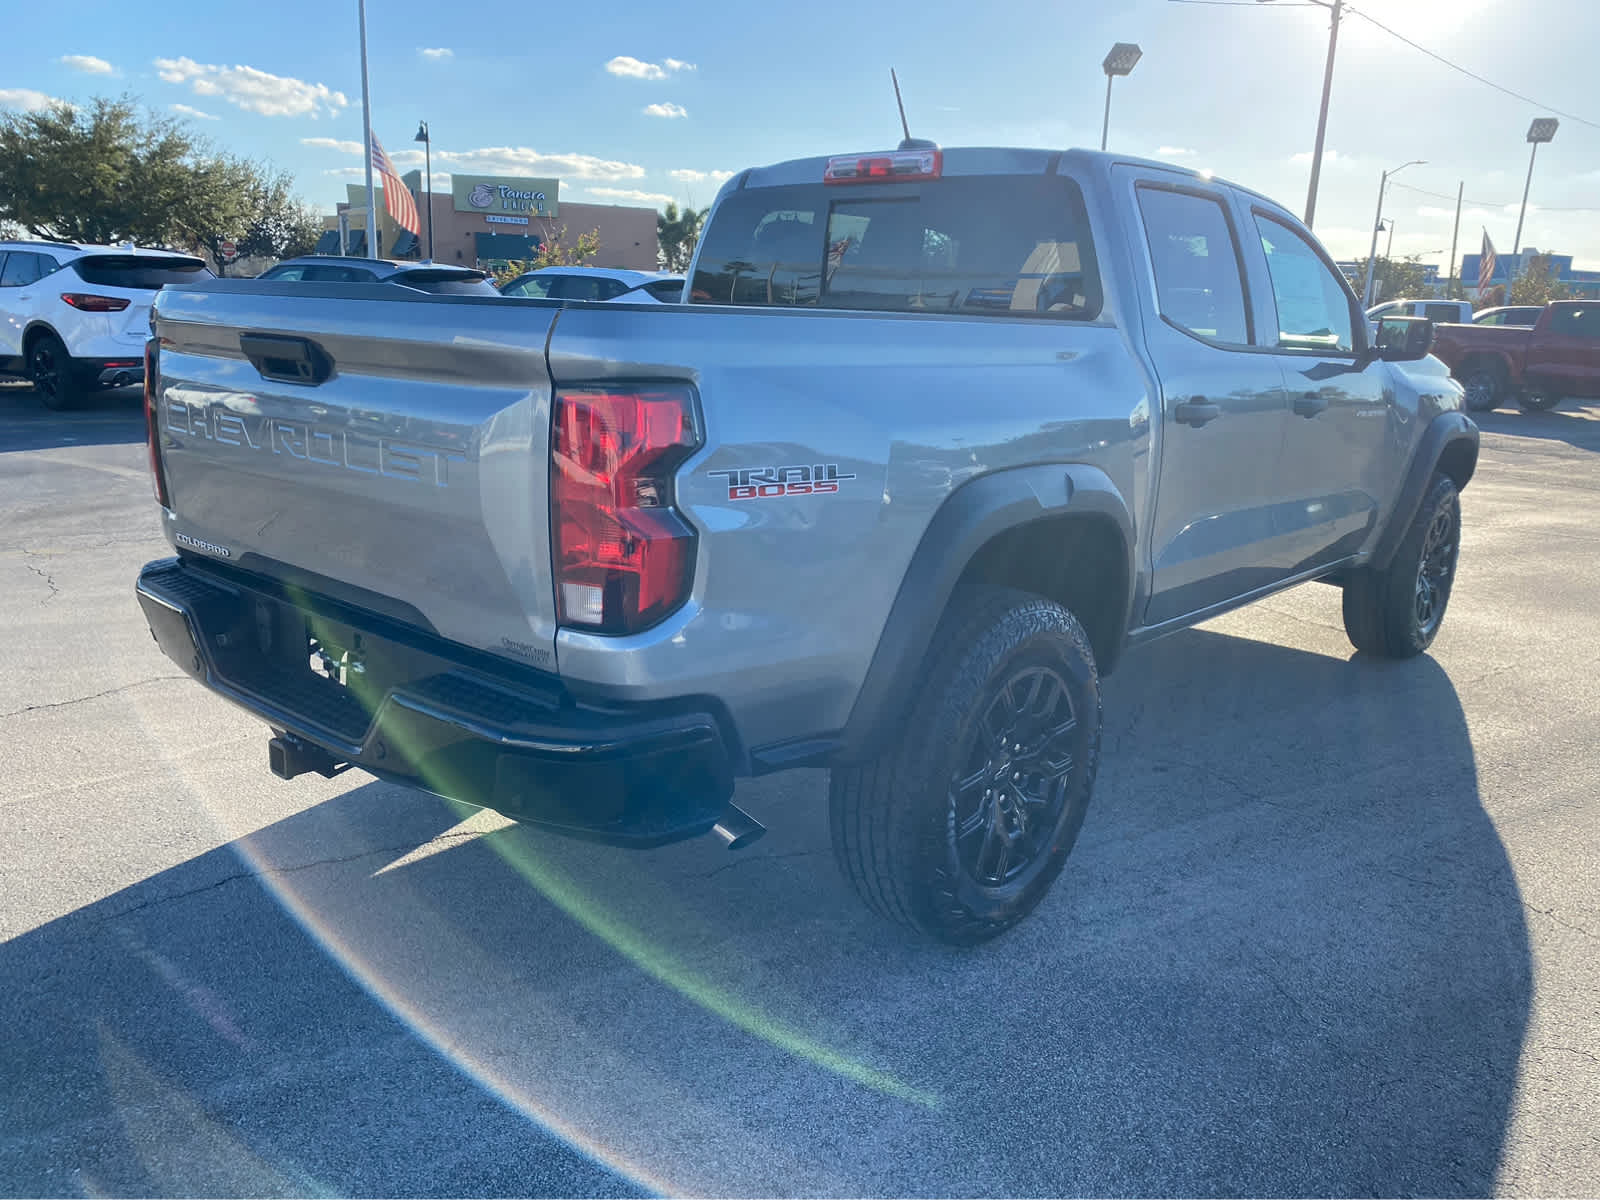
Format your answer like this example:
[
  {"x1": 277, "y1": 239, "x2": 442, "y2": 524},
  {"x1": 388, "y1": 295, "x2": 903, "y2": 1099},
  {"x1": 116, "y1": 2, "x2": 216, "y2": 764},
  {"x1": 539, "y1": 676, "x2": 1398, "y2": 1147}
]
[{"x1": 136, "y1": 144, "x2": 1478, "y2": 943}]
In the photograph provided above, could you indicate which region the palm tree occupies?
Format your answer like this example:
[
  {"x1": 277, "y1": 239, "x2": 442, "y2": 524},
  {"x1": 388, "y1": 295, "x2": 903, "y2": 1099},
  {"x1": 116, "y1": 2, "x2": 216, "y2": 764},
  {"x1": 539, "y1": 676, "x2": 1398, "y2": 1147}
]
[{"x1": 657, "y1": 203, "x2": 707, "y2": 272}]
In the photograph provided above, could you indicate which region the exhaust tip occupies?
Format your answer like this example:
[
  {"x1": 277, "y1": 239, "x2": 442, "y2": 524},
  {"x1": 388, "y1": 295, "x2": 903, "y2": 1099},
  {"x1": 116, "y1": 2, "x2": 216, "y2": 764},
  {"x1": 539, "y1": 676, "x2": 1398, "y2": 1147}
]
[{"x1": 712, "y1": 803, "x2": 766, "y2": 851}]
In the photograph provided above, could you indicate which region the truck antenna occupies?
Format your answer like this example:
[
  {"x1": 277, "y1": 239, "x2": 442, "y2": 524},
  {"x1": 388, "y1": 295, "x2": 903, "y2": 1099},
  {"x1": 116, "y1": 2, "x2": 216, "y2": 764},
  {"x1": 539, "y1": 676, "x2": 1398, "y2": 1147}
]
[{"x1": 892, "y1": 68, "x2": 912, "y2": 144}]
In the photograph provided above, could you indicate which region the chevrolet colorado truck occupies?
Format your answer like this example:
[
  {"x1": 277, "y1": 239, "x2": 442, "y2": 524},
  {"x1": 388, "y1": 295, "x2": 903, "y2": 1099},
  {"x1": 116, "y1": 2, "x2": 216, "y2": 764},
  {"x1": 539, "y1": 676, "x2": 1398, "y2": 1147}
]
[
  {"x1": 136, "y1": 144, "x2": 1478, "y2": 943},
  {"x1": 1432, "y1": 299, "x2": 1600, "y2": 412}
]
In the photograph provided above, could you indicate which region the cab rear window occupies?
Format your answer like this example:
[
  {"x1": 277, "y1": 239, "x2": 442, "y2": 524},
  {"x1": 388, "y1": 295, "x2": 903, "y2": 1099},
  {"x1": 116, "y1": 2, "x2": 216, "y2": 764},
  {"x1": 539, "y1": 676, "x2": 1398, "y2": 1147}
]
[
  {"x1": 691, "y1": 176, "x2": 1101, "y2": 320},
  {"x1": 71, "y1": 256, "x2": 213, "y2": 289}
]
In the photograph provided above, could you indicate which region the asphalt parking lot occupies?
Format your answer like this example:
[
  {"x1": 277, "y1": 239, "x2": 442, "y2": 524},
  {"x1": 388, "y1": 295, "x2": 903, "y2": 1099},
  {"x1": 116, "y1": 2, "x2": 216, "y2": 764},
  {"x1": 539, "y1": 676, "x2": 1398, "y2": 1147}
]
[{"x1": 2, "y1": 381, "x2": 1597, "y2": 1197}]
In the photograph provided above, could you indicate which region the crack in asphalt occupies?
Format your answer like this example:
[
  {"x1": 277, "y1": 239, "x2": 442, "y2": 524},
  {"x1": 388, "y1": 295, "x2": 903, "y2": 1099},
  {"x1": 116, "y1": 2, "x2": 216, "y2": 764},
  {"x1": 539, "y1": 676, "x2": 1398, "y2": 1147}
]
[
  {"x1": 0, "y1": 675, "x2": 186, "y2": 718},
  {"x1": 95, "y1": 831, "x2": 492, "y2": 924},
  {"x1": 701, "y1": 848, "x2": 825, "y2": 879},
  {"x1": 23, "y1": 559, "x2": 59, "y2": 603},
  {"x1": 1522, "y1": 902, "x2": 1596, "y2": 941}
]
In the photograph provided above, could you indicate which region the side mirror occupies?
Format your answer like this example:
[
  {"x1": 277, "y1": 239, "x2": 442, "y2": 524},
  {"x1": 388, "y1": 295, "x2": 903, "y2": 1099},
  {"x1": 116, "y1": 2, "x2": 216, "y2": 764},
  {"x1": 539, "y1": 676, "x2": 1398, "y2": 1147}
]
[{"x1": 1376, "y1": 315, "x2": 1434, "y2": 362}]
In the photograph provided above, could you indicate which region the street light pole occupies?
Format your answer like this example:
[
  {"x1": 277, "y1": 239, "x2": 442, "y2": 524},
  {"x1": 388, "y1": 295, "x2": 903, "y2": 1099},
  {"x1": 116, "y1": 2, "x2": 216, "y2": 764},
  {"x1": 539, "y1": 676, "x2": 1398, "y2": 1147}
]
[
  {"x1": 1384, "y1": 219, "x2": 1396, "y2": 262},
  {"x1": 1513, "y1": 118, "x2": 1559, "y2": 255},
  {"x1": 1302, "y1": 0, "x2": 1342, "y2": 229},
  {"x1": 1100, "y1": 43, "x2": 1143, "y2": 153},
  {"x1": 414, "y1": 121, "x2": 434, "y2": 261},
  {"x1": 1361, "y1": 159, "x2": 1424, "y2": 309}
]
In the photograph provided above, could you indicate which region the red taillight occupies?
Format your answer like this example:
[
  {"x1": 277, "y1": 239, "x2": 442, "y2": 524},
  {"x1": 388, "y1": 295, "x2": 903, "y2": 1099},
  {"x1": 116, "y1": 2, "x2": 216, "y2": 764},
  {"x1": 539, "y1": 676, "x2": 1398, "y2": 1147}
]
[
  {"x1": 144, "y1": 337, "x2": 169, "y2": 508},
  {"x1": 60, "y1": 293, "x2": 130, "y2": 312},
  {"x1": 824, "y1": 147, "x2": 943, "y2": 184},
  {"x1": 551, "y1": 386, "x2": 700, "y2": 634}
]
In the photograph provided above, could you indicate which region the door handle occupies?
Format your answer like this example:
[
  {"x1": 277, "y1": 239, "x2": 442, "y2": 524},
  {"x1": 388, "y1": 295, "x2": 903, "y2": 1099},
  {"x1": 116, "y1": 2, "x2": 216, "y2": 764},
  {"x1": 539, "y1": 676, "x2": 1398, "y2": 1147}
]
[
  {"x1": 1293, "y1": 392, "x2": 1329, "y2": 418},
  {"x1": 1174, "y1": 398, "x2": 1222, "y2": 427}
]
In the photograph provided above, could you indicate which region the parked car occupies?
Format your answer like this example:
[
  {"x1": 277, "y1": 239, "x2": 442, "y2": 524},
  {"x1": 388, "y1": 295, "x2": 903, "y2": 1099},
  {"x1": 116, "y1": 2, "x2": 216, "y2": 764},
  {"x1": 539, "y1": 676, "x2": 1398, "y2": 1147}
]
[
  {"x1": 497, "y1": 266, "x2": 686, "y2": 303},
  {"x1": 1472, "y1": 304, "x2": 1545, "y2": 327},
  {"x1": 137, "y1": 144, "x2": 1476, "y2": 943},
  {"x1": 1366, "y1": 298, "x2": 1474, "y2": 325},
  {"x1": 1431, "y1": 299, "x2": 1600, "y2": 411},
  {"x1": 256, "y1": 256, "x2": 498, "y2": 295},
  {"x1": 0, "y1": 239, "x2": 212, "y2": 409}
]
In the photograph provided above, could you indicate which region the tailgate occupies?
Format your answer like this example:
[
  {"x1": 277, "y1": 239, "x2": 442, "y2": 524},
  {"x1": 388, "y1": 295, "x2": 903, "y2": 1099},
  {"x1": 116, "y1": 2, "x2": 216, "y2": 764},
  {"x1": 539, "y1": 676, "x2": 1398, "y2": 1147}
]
[{"x1": 152, "y1": 282, "x2": 562, "y2": 673}]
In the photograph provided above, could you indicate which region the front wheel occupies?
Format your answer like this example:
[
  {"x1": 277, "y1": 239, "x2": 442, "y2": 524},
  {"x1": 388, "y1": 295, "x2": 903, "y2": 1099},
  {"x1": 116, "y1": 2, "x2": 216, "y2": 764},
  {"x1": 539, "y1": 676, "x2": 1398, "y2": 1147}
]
[
  {"x1": 829, "y1": 587, "x2": 1102, "y2": 945},
  {"x1": 1342, "y1": 473, "x2": 1461, "y2": 659},
  {"x1": 1517, "y1": 391, "x2": 1561, "y2": 412}
]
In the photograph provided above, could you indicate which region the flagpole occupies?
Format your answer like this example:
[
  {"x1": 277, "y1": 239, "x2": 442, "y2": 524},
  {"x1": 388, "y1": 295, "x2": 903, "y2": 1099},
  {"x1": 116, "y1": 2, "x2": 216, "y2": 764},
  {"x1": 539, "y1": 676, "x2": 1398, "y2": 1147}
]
[{"x1": 358, "y1": 0, "x2": 378, "y2": 257}]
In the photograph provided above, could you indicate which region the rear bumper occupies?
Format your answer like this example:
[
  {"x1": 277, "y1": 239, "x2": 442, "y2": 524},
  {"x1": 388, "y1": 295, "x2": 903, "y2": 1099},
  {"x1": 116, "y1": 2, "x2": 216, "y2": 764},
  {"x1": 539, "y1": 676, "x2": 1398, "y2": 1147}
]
[
  {"x1": 135, "y1": 557, "x2": 735, "y2": 846},
  {"x1": 73, "y1": 357, "x2": 145, "y2": 388}
]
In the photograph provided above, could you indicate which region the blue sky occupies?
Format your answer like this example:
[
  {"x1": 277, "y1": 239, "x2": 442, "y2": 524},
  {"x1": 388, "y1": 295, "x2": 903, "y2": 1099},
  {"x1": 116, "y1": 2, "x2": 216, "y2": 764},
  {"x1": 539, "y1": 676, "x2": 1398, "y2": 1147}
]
[{"x1": 6, "y1": 0, "x2": 1599, "y2": 266}]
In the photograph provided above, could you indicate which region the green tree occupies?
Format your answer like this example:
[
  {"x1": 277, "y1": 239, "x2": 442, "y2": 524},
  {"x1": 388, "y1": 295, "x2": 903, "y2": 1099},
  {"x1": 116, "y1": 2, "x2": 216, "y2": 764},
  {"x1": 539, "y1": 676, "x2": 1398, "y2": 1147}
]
[
  {"x1": 657, "y1": 202, "x2": 706, "y2": 272},
  {"x1": 1509, "y1": 253, "x2": 1570, "y2": 307},
  {"x1": 0, "y1": 97, "x2": 197, "y2": 243},
  {"x1": 0, "y1": 95, "x2": 321, "y2": 271},
  {"x1": 1350, "y1": 255, "x2": 1431, "y2": 305}
]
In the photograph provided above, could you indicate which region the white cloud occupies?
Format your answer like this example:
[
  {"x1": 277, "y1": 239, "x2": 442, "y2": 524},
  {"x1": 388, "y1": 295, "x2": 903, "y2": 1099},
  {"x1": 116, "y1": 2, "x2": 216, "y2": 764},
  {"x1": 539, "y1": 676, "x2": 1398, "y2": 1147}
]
[
  {"x1": 606, "y1": 56, "x2": 666, "y2": 80},
  {"x1": 587, "y1": 186, "x2": 675, "y2": 206},
  {"x1": 301, "y1": 136, "x2": 365, "y2": 153},
  {"x1": 153, "y1": 56, "x2": 348, "y2": 118},
  {"x1": 606, "y1": 55, "x2": 695, "y2": 79},
  {"x1": 60, "y1": 54, "x2": 113, "y2": 75},
  {"x1": 1289, "y1": 149, "x2": 1351, "y2": 168},
  {"x1": 644, "y1": 102, "x2": 687, "y2": 119},
  {"x1": 668, "y1": 168, "x2": 734, "y2": 183},
  {"x1": 172, "y1": 103, "x2": 220, "y2": 120},
  {"x1": 0, "y1": 88, "x2": 63, "y2": 111},
  {"x1": 324, "y1": 167, "x2": 369, "y2": 178},
  {"x1": 419, "y1": 47, "x2": 453, "y2": 59},
  {"x1": 1158, "y1": 145, "x2": 1196, "y2": 157},
  {"x1": 300, "y1": 136, "x2": 648, "y2": 182}
]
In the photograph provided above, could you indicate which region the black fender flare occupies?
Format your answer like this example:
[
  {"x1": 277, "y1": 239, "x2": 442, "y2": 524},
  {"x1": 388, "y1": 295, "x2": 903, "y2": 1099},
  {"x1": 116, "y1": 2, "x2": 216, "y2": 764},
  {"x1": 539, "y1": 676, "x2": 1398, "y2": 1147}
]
[
  {"x1": 832, "y1": 463, "x2": 1136, "y2": 763},
  {"x1": 1371, "y1": 411, "x2": 1479, "y2": 571}
]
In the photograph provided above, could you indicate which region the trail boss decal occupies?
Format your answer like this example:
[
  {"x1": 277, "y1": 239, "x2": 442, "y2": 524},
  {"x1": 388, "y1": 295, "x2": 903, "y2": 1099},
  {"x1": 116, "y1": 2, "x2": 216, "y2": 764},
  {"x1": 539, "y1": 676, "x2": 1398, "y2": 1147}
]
[{"x1": 708, "y1": 464, "x2": 856, "y2": 500}]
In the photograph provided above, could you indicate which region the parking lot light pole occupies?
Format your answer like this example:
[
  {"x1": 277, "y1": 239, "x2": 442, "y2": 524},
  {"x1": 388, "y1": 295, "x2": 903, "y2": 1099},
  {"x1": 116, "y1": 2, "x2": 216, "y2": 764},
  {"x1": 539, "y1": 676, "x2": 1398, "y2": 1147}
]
[
  {"x1": 1513, "y1": 118, "x2": 1558, "y2": 255},
  {"x1": 414, "y1": 121, "x2": 434, "y2": 261},
  {"x1": 1100, "y1": 43, "x2": 1142, "y2": 152},
  {"x1": 1362, "y1": 159, "x2": 1424, "y2": 309}
]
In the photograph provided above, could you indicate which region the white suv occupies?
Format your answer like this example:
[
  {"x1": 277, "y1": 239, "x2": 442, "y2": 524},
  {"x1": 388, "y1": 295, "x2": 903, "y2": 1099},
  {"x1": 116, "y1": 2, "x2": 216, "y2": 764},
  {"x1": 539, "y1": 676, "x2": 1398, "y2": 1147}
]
[{"x1": 0, "y1": 240, "x2": 212, "y2": 409}]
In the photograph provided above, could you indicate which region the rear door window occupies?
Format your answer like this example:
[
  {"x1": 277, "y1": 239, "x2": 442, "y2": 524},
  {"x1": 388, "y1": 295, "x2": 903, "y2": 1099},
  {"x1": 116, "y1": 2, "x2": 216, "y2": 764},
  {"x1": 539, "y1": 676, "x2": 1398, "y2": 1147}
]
[
  {"x1": 691, "y1": 175, "x2": 1101, "y2": 320},
  {"x1": 72, "y1": 256, "x2": 214, "y2": 289},
  {"x1": 1134, "y1": 186, "x2": 1251, "y2": 345},
  {"x1": 1, "y1": 252, "x2": 44, "y2": 287}
]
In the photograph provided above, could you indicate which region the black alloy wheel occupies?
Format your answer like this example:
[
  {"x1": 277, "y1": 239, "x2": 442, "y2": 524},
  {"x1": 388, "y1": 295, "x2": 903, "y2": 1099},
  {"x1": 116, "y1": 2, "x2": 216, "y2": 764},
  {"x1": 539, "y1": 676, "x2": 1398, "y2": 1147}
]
[{"x1": 950, "y1": 665, "x2": 1077, "y2": 888}]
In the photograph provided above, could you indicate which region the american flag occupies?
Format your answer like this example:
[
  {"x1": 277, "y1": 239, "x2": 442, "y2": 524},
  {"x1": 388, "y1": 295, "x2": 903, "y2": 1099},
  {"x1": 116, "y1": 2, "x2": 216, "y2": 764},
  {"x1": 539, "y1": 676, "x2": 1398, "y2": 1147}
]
[
  {"x1": 370, "y1": 133, "x2": 420, "y2": 235},
  {"x1": 1478, "y1": 230, "x2": 1498, "y2": 296}
]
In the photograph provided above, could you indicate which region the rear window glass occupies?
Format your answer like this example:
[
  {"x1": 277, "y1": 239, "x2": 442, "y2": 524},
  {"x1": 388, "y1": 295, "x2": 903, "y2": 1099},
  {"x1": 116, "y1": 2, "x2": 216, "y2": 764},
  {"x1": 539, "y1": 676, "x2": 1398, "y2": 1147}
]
[
  {"x1": 73, "y1": 256, "x2": 213, "y2": 289},
  {"x1": 691, "y1": 176, "x2": 1101, "y2": 320},
  {"x1": 643, "y1": 279, "x2": 685, "y2": 302},
  {"x1": 393, "y1": 271, "x2": 498, "y2": 296}
]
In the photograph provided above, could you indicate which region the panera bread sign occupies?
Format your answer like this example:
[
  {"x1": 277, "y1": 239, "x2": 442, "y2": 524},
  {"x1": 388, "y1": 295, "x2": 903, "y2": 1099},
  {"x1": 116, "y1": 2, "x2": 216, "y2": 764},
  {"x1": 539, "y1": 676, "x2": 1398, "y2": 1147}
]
[{"x1": 452, "y1": 174, "x2": 559, "y2": 217}]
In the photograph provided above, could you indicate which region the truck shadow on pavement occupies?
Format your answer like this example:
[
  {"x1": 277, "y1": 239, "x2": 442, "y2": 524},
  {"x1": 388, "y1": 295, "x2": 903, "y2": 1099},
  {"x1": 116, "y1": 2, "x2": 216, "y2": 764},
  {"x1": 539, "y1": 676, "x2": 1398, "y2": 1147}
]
[{"x1": 0, "y1": 629, "x2": 1529, "y2": 1197}]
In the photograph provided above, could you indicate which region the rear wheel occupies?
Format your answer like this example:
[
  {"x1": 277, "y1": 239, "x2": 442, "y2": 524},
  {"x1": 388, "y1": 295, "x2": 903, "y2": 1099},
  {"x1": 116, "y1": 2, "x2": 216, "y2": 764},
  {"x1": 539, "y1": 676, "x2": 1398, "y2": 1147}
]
[
  {"x1": 1342, "y1": 473, "x2": 1461, "y2": 659},
  {"x1": 1516, "y1": 390, "x2": 1560, "y2": 412},
  {"x1": 829, "y1": 587, "x2": 1102, "y2": 945},
  {"x1": 28, "y1": 332, "x2": 80, "y2": 411},
  {"x1": 1459, "y1": 366, "x2": 1502, "y2": 412}
]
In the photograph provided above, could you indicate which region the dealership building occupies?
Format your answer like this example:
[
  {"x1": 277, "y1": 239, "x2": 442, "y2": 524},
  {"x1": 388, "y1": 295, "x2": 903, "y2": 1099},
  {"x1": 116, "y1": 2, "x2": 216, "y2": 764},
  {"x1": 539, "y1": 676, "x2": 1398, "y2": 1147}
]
[{"x1": 319, "y1": 171, "x2": 659, "y2": 271}]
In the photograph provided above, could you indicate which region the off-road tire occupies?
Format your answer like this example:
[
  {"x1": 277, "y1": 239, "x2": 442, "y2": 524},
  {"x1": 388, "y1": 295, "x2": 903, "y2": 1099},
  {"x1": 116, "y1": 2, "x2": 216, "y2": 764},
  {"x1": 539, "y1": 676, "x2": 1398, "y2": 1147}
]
[
  {"x1": 1516, "y1": 390, "x2": 1560, "y2": 412},
  {"x1": 1342, "y1": 472, "x2": 1461, "y2": 658},
  {"x1": 1459, "y1": 366, "x2": 1503, "y2": 412},
  {"x1": 28, "y1": 331, "x2": 81, "y2": 411},
  {"x1": 829, "y1": 586, "x2": 1102, "y2": 945}
]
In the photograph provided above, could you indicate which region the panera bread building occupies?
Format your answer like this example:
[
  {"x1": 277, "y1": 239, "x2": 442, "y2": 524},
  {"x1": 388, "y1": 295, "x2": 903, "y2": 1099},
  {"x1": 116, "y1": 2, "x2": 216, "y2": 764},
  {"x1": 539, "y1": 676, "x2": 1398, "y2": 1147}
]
[{"x1": 320, "y1": 171, "x2": 659, "y2": 271}]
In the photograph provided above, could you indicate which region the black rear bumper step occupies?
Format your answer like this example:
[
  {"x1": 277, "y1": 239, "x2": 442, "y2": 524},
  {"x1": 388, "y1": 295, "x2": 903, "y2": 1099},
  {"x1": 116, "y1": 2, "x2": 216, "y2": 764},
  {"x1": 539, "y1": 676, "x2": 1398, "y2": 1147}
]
[{"x1": 135, "y1": 557, "x2": 734, "y2": 847}]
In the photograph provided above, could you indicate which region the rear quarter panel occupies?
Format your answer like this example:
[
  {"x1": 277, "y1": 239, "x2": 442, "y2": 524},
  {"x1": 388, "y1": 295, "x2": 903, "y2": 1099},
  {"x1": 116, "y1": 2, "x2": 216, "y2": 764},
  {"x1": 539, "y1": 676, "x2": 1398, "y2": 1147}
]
[{"x1": 547, "y1": 302, "x2": 1153, "y2": 754}]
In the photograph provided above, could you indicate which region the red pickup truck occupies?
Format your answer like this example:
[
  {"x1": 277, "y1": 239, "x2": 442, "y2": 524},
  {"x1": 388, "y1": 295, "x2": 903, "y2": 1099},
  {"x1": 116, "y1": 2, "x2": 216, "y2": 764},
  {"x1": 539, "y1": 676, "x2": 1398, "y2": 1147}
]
[{"x1": 1431, "y1": 300, "x2": 1600, "y2": 412}]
